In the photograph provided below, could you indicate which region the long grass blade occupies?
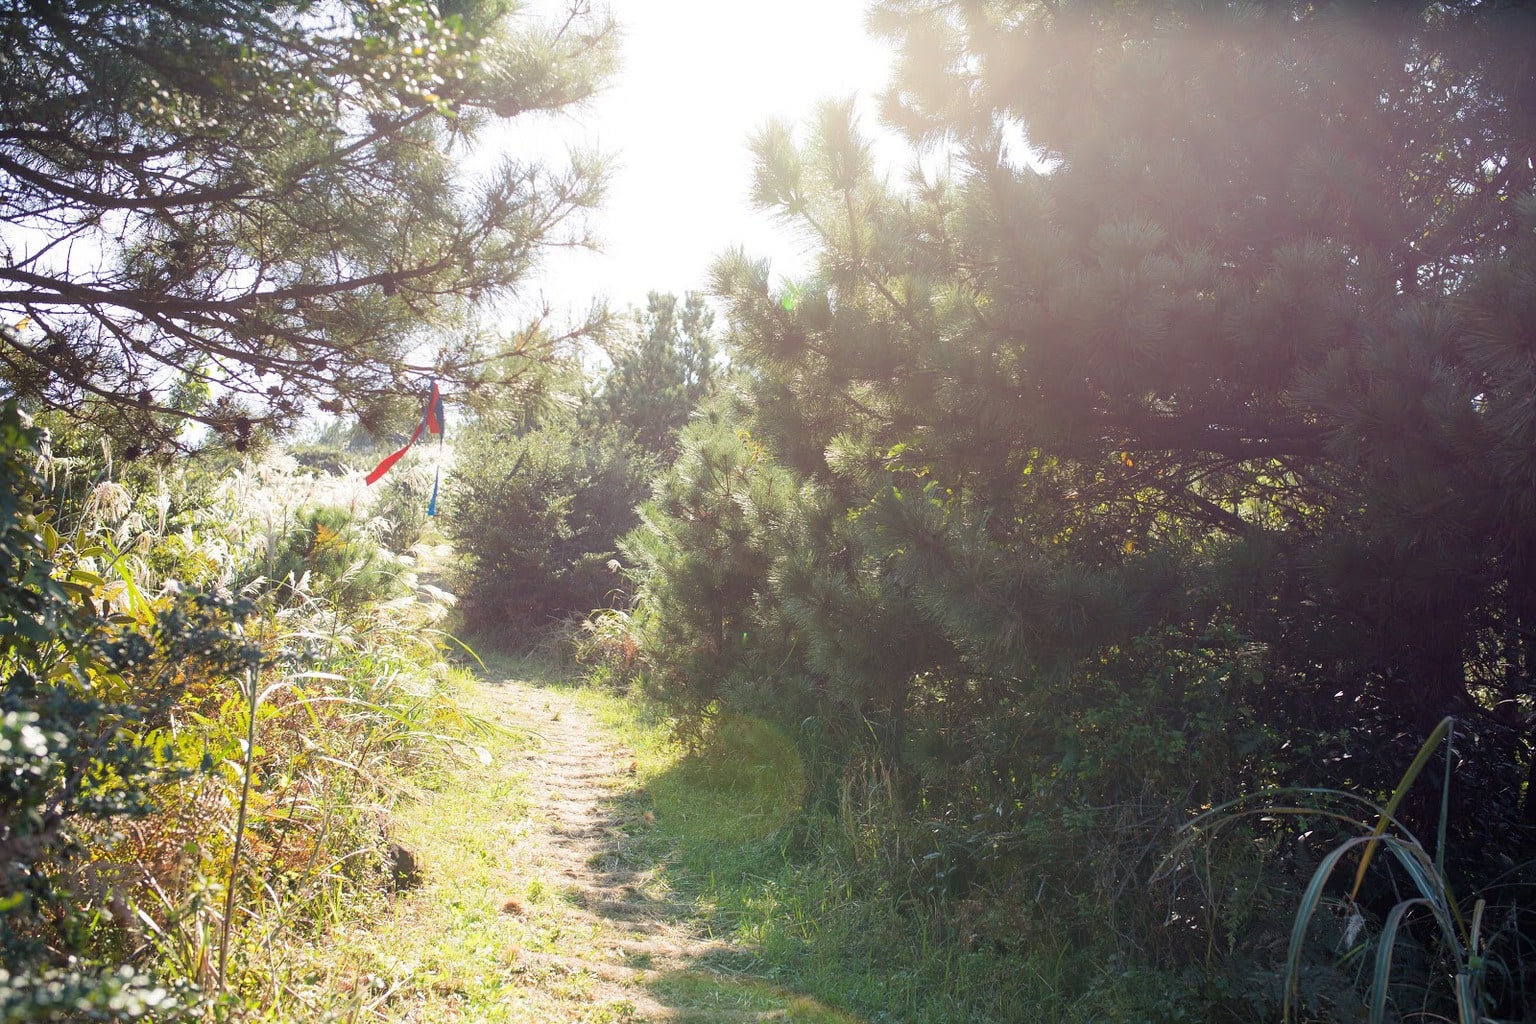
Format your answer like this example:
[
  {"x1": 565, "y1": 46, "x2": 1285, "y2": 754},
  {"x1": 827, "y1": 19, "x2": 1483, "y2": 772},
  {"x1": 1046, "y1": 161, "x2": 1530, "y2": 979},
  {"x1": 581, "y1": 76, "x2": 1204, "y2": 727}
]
[
  {"x1": 1468, "y1": 898, "x2": 1485, "y2": 957},
  {"x1": 1376, "y1": 836, "x2": 1465, "y2": 959},
  {"x1": 1161, "y1": 799, "x2": 1422, "y2": 885},
  {"x1": 1455, "y1": 971, "x2": 1479, "y2": 1024},
  {"x1": 428, "y1": 628, "x2": 485, "y2": 670},
  {"x1": 219, "y1": 664, "x2": 261, "y2": 991},
  {"x1": 1436, "y1": 719, "x2": 1455, "y2": 880},
  {"x1": 1371, "y1": 898, "x2": 1432, "y2": 1024},
  {"x1": 1350, "y1": 717, "x2": 1453, "y2": 903},
  {"x1": 1286, "y1": 835, "x2": 1376, "y2": 1022}
]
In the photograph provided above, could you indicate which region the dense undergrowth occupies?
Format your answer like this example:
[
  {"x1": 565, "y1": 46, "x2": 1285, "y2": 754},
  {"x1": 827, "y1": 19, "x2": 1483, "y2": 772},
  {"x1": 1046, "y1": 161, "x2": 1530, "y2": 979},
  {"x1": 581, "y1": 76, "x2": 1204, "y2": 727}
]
[
  {"x1": 559, "y1": 3, "x2": 1536, "y2": 1019},
  {"x1": 564, "y1": 661, "x2": 1536, "y2": 1024},
  {"x1": 0, "y1": 403, "x2": 472, "y2": 1022},
  {"x1": 572, "y1": 679, "x2": 1217, "y2": 1024},
  {"x1": 570, "y1": 593, "x2": 1536, "y2": 1024}
]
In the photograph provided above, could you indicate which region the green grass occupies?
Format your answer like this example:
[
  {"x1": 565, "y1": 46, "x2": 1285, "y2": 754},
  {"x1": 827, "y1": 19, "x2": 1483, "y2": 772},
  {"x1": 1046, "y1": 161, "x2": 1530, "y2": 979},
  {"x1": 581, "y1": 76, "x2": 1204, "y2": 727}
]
[
  {"x1": 269, "y1": 671, "x2": 621, "y2": 1024},
  {"x1": 273, "y1": 660, "x2": 871, "y2": 1023},
  {"x1": 278, "y1": 658, "x2": 1197, "y2": 1023},
  {"x1": 565, "y1": 682, "x2": 1094, "y2": 1024},
  {"x1": 644, "y1": 971, "x2": 859, "y2": 1023}
]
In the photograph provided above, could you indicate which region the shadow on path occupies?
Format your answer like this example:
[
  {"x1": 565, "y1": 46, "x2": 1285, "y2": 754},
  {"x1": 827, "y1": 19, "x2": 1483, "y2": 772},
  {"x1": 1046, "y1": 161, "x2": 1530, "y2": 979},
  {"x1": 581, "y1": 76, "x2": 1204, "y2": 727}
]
[{"x1": 479, "y1": 665, "x2": 858, "y2": 1024}]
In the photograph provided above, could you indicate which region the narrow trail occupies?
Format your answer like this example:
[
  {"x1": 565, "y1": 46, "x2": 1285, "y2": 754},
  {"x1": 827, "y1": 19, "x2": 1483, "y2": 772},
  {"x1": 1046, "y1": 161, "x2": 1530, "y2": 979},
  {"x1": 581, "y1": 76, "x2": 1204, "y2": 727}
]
[
  {"x1": 477, "y1": 677, "x2": 772, "y2": 1022},
  {"x1": 293, "y1": 542, "x2": 852, "y2": 1021},
  {"x1": 310, "y1": 662, "x2": 854, "y2": 1023}
]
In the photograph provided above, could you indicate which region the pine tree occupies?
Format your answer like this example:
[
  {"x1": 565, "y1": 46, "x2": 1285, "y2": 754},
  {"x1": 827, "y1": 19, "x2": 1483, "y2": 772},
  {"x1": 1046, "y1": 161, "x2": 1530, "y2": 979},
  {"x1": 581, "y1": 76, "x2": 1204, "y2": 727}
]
[
  {"x1": 593, "y1": 291, "x2": 717, "y2": 456},
  {"x1": 691, "y1": 0, "x2": 1536, "y2": 843},
  {"x1": 622, "y1": 403, "x2": 796, "y2": 718},
  {"x1": 620, "y1": 3, "x2": 1536, "y2": 1008},
  {"x1": 0, "y1": 0, "x2": 615, "y2": 447},
  {"x1": 446, "y1": 416, "x2": 651, "y2": 635},
  {"x1": 731, "y1": 2, "x2": 1536, "y2": 721}
]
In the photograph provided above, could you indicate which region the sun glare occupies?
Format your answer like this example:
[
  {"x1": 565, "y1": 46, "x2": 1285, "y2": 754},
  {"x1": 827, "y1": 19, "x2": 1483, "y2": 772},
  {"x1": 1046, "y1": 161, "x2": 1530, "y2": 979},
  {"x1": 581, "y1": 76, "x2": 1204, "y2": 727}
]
[{"x1": 501, "y1": 0, "x2": 898, "y2": 318}]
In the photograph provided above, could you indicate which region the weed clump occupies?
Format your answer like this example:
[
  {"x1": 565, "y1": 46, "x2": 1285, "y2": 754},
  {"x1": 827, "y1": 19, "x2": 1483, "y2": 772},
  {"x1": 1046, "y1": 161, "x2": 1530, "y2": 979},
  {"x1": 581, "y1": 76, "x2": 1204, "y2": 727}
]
[{"x1": 1, "y1": 403, "x2": 473, "y2": 1019}]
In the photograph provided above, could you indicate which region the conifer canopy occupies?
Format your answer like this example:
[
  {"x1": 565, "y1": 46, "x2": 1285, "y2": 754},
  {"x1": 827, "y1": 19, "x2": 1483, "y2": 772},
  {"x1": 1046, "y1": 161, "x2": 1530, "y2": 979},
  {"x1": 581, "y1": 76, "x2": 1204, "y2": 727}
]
[
  {"x1": 0, "y1": 0, "x2": 614, "y2": 444},
  {"x1": 634, "y1": 0, "x2": 1536, "y2": 845}
]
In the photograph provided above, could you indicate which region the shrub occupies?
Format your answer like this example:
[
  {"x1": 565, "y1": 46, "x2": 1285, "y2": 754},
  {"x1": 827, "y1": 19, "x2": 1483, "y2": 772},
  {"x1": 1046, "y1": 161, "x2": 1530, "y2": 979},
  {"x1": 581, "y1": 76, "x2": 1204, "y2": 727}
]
[
  {"x1": 445, "y1": 421, "x2": 652, "y2": 640},
  {"x1": 620, "y1": 406, "x2": 803, "y2": 724},
  {"x1": 1, "y1": 402, "x2": 474, "y2": 1020},
  {"x1": 370, "y1": 462, "x2": 437, "y2": 554},
  {"x1": 0, "y1": 401, "x2": 259, "y2": 1021},
  {"x1": 260, "y1": 504, "x2": 403, "y2": 608},
  {"x1": 573, "y1": 607, "x2": 647, "y2": 690}
]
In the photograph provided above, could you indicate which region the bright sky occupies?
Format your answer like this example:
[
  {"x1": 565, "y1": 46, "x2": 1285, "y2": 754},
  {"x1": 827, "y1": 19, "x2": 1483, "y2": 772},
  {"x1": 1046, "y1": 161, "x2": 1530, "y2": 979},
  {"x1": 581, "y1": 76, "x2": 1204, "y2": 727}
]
[{"x1": 499, "y1": 0, "x2": 900, "y2": 320}]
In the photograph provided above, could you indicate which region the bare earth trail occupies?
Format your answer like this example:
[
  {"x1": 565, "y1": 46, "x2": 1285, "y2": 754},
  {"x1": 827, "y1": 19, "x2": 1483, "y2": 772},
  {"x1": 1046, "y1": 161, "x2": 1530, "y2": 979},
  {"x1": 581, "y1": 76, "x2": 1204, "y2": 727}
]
[
  {"x1": 478, "y1": 675, "x2": 772, "y2": 1023},
  {"x1": 310, "y1": 668, "x2": 856, "y2": 1023}
]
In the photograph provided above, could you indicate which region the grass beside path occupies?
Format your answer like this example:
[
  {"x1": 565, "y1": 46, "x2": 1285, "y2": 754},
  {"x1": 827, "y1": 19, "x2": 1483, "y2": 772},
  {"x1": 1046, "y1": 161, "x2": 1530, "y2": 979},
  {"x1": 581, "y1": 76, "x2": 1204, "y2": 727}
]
[
  {"x1": 570, "y1": 685, "x2": 1075, "y2": 1024},
  {"x1": 284, "y1": 657, "x2": 859, "y2": 1023}
]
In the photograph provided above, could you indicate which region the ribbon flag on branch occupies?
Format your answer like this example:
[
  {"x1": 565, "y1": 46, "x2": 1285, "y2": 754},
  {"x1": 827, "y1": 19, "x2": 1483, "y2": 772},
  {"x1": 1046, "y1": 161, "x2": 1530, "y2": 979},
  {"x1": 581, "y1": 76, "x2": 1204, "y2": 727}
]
[{"x1": 365, "y1": 379, "x2": 447, "y2": 515}]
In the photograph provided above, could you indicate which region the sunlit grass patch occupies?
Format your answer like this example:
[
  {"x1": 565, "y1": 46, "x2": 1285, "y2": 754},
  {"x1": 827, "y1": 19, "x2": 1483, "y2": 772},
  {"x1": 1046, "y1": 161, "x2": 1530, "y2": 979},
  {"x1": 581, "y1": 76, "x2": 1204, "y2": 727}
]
[
  {"x1": 556, "y1": 678, "x2": 1097, "y2": 1024},
  {"x1": 270, "y1": 679, "x2": 563, "y2": 1022},
  {"x1": 647, "y1": 970, "x2": 865, "y2": 1021},
  {"x1": 648, "y1": 969, "x2": 781, "y2": 1011}
]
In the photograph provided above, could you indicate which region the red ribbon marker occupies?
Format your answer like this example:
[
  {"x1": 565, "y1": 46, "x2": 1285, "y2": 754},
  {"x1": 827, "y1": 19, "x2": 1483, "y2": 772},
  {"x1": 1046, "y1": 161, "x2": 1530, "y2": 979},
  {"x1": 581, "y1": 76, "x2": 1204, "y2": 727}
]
[{"x1": 365, "y1": 379, "x2": 445, "y2": 487}]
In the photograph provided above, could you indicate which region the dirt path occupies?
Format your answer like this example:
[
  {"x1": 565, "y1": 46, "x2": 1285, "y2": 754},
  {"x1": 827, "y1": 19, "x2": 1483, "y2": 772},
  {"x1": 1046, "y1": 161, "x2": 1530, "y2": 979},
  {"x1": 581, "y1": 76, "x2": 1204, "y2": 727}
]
[
  {"x1": 301, "y1": 662, "x2": 854, "y2": 1023},
  {"x1": 477, "y1": 677, "x2": 778, "y2": 1023}
]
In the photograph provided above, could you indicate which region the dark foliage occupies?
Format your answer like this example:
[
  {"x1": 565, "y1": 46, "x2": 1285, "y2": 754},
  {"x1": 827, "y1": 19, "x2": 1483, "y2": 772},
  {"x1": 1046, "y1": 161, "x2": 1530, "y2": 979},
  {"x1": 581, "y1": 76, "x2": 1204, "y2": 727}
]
[
  {"x1": 591, "y1": 291, "x2": 718, "y2": 457},
  {"x1": 446, "y1": 419, "x2": 652, "y2": 639},
  {"x1": 625, "y1": 1, "x2": 1536, "y2": 1016}
]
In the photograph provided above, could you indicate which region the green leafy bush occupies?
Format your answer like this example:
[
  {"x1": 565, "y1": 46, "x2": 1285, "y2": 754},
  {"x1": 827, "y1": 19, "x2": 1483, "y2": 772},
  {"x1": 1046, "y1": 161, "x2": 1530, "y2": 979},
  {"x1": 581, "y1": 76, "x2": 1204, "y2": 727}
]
[
  {"x1": 590, "y1": 290, "x2": 718, "y2": 457},
  {"x1": 621, "y1": 407, "x2": 796, "y2": 719},
  {"x1": 445, "y1": 421, "x2": 652, "y2": 639},
  {"x1": 0, "y1": 399, "x2": 479, "y2": 1019},
  {"x1": 625, "y1": 406, "x2": 1297, "y2": 1009},
  {"x1": 0, "y1": 401, "x2": 259, "y2": 1021},
  {"x1": 259, "y1": 504, "x2": 403, "y2": 608},
  {"x1": 370, "y1": 463, "x2": 437, "y2": 554}
]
